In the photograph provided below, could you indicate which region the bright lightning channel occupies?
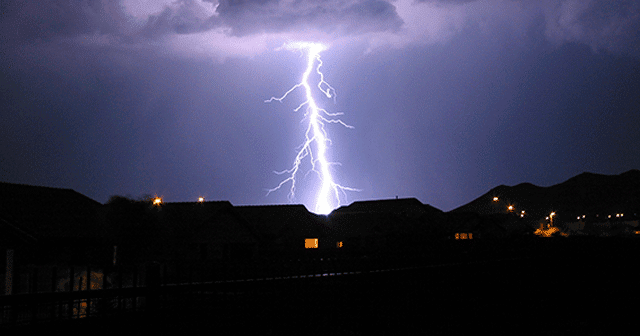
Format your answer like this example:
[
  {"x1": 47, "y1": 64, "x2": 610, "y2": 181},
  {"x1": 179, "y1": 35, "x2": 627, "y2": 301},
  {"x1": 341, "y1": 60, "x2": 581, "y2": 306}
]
[{"x1": 265, "y1": 42, "x2": 358, "y2": 215}]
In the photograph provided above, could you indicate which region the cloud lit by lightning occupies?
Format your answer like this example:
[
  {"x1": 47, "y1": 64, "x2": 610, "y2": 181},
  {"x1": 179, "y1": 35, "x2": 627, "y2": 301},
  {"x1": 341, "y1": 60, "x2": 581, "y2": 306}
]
[{"x1": 265, "y1": 42, "x2": 358, "y2": 215}]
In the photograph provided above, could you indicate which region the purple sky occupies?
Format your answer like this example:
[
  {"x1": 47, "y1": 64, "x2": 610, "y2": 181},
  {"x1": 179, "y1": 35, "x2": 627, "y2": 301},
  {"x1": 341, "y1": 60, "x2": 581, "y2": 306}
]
[{"x1": 1, "y1": 0, "x2": 639, "y2": 212}]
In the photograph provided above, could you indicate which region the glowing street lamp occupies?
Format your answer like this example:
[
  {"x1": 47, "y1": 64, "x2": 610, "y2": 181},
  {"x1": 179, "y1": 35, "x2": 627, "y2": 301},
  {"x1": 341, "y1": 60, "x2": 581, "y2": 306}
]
[
  {"x1": 153, "y1": 197, "x2": 162, "y2": 205},
  {"x1": 508, "y1": 205, "x2": 514, "y2": 212},
  {"x1": 198, "y1": 197, "x2": 205, "y2": 203},
  {"x1": 493, "y1": 197, "x2": 499, "y2": 202}
]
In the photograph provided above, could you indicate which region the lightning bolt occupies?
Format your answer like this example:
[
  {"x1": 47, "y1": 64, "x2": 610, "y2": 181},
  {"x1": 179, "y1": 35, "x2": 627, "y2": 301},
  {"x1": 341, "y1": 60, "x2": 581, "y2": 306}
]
[{"x1": 265, "y1": 42, "x2": 358, "y2": 215}]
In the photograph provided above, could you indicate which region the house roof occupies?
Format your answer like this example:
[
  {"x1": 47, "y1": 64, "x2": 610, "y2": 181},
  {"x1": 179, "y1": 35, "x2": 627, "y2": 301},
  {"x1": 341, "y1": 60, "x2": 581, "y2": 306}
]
[
  {"x1": 157, "y1": 201, "x2": 258, "y2": 243},
  {"x1": 0, "y1": 181, "x2": 103, "y2": 238},
  {"x1": 333, "y1": 197, "x2": 443, "y2": 218},
  {"x1": 235, "y1": 204, "x2": 330, "y2": 240},
  {"x1": 0, "y1": 217, "x2": 38, "y2": 248},
  {"x1": 327, "y1": 212, "x2": 409, "y2": 237}
]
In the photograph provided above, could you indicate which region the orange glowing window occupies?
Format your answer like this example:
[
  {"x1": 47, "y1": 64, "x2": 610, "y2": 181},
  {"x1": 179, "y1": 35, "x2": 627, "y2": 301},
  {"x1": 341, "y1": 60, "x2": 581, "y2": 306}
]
[
  {"x1": 336, "y1": 241, "x2": 343, "y2": 248},
  {"x1": 460, "y1": 233, "x2": 468, "y2": 239},
  {"x1": 468, "y1": 233, "x2": 473, "y2": 239},
  {"x1": 455, "y1": 233, "x2": 460, "y2": 240},
  {"x1": 305, "y1": 239, "x2": 318, "y2": 249}
]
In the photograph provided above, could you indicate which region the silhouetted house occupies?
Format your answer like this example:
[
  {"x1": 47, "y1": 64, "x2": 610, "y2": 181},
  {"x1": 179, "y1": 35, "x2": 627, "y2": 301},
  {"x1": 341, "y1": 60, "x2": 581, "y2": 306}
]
[
  {"x1": 104, "y1": 199, "x2": 260, "y2": 263},
  {"x1": 327, "y1": 211, "x2": 424, "y2": 256},
  {"x1": 332, "y1": 198, "x2": 447, "y2": 249},
  {"x1": 0, "y1": 182, "x2": 105, "y2": 265},
  {"x1": 235, "y1": 205, "x2": 330, "y2": 256},
  {"x1": 445, "y1": 213, "x2": 508, "y2": 241},
  {"x1": 159, "y1": 201, "x2": 258, "y2": 262},
  {"x1": 333, "y1": 197, "x2": 442, "y2": 219}
]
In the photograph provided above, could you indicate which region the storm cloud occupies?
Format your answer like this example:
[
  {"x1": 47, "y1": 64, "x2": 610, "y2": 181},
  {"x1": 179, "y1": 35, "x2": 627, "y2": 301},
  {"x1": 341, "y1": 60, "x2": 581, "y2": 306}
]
[
  {"x1": 2, "y1": 0, "x2": 639, "y2": 57},
  {"x1": 1, "y1": 0, "x2": 639, "y2": 212}
]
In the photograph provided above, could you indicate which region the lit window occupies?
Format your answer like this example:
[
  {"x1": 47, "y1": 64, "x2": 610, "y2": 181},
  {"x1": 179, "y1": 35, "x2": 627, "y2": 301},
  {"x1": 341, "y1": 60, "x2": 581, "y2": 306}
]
[
  {"x1": 336, "y1": 241, "x2": 343, "y2": 248},
  {"x1": 468, "y1": 233, "x2": 473, "y2": 239},
  {"x1": 455, "y1": 233, "x2": 460, "y2": 240},
  {"x1": 460, "y1": 233, "x2": 468, "y2": 239},
  {"x1": 305, "y1": 239, "x2": 318, "y2": 249}
]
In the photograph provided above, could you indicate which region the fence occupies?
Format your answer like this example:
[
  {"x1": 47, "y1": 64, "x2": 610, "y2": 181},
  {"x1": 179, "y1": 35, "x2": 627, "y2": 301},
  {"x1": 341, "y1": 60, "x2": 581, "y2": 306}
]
[
  {"x1": 0, "y1": 256, "x2": 385, "y2": 326},
  {"x1": 2, "y1": 238, "x2": 585, "y2": 327}
]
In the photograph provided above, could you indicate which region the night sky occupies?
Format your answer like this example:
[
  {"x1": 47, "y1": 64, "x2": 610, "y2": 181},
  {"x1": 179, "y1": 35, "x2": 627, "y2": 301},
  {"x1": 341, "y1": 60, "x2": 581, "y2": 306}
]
[{"x1": 1, "y1": 0, "x2": 639, "y2": 213}]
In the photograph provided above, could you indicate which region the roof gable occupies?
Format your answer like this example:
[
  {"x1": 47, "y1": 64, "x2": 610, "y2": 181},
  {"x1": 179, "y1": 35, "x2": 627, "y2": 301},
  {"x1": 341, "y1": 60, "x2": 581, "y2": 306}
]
[{"x1": 0, "y1": 182, "x2": 102, "y2": 238}]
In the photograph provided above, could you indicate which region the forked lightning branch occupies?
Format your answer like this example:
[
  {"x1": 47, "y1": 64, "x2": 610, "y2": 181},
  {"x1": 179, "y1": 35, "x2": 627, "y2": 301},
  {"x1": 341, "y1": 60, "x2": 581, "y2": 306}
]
[{"x1": 265, "y1": 42, "x2": 358, "y2": 215}]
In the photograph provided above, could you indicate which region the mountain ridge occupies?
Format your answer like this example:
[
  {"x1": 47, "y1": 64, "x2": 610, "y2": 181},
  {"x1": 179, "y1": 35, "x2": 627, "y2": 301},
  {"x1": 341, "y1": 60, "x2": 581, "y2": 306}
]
[{"x1": 451, "y1": 170, "x2": 640, "y2": 222}]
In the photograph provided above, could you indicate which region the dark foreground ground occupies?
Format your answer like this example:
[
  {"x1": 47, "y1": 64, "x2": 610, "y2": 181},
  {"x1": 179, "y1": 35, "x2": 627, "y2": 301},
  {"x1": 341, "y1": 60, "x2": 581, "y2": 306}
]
[{"x1": 4, "y1": 238, "x2": 639, "y2": 335}]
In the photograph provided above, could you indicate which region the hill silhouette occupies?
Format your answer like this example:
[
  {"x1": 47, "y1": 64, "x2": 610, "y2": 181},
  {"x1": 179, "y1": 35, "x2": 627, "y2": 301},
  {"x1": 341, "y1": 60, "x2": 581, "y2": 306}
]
[{"x1": 451, "y1": 169, "x2": 640, "y2": 223}]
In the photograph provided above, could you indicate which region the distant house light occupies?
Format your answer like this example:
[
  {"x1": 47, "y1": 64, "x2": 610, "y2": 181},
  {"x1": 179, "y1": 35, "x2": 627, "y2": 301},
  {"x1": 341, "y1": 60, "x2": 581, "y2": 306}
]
[
  {"x1": 468, "y1": 233, "x2": 473, "y2": 239},
  {"x1": 153, "y1": 197, "x2": 162, "y2": 205},
  {"x1": 608, "y1": 215, "x2": 612, "y2": 218},
  {"x1": 508, "y1": 205, "x2": 514, "y2": 211},
  {"x1": 336, "y1": 241, "x2": 343, "y2": 248},
  {"x1": 198, "y1": 197, "x2": 205, "y2": 203},
  {"x1": 582, "y1": 215, "x2": 586, "y2": 218},
  {"x1": 305, "y1": 238, "x2": 318, "y2": 249},
  {"x1": 493, "y1": 197, "x2": 499, "y2": 202}
]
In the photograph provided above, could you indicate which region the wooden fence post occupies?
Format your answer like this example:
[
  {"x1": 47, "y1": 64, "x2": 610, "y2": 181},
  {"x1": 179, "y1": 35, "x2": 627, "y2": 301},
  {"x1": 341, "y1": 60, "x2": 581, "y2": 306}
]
[
  {"x1": 146, "y1": 262, "x2": 161, "y2": 313},
  {"x1": 68, "y1": 266, "x2": 74, "y2": 319},
  {"x1": 51, "y1": 266, "x2": 57, "y2": 320},
  {"x1": 86, "y1": 265, "x2": 91, "y2": 318},
  {"x1": 5, "y1": 249, "x2": 14, "y2": 296}
]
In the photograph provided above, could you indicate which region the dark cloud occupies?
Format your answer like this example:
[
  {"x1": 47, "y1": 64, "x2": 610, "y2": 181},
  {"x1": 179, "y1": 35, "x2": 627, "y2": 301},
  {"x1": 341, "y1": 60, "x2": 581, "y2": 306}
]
[
  {"x1": 140, "y1": 0, "x2": 218, "y2": 37},
  {"x1": 414, "y1": 0, "x2": 477, "y2": 3},
  {"x1": 150, "y1": 0, "x2": 405, "y2": 37},
  {"x1": 542, "y1": 0, "x2": 640, "y2": 55},
  {"x1": 0, "y1": 0, "x2": 129, "y2": 44},
  {"x1": 415, "y1": 0, "x2": 640, "y2": 56}
]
